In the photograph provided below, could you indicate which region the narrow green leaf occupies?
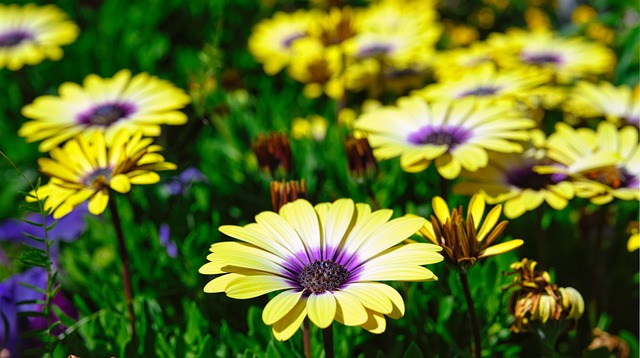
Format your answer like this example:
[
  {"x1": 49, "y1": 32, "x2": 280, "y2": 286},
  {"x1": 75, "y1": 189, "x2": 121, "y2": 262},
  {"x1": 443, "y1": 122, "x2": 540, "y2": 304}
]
[
  {"x1": 52, "y1": 305, "x2": 76, "y2": 328},
  {"x1": 16, "y1": 299, "x2": 47, "y2": 306},
  {"x1": 22, "y1": 233, "x2": 46, "y2": 243},
  {"x1": 18, "y1": 311, "x2": 47, "y2": 318},
  {"x1": 24, "y1": 347, "x2": 48, "y2": 356},
  {"x1": 20, "y1": 328, "x2": 48, "y2": 339},
  {"x1": 46, "y1": 221, "x2": 58, "y2": 231},
  {"x1": 22, "y1": 219, "x2": 44, "y2": 227},
  {"x1": 403, "y1": 342, "x2": 424, "y2": 358},
  {"x1": 19, "y1": 260, "x2": 47, "y2": 268},
  {"x1": 17, "y1": 282, "x2": 47, "y2": 295}
]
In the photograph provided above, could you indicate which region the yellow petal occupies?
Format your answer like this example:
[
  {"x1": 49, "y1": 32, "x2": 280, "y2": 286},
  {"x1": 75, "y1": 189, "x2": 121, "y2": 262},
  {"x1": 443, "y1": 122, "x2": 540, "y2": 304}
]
[
  {"x1": 272, "y1": 299, "x2": 308, "y2": 341},
  {"x1": 333, "y1": 290, "x2": 368, "y2": 326},
  {"x1": 476, "y1": 204, "x2": 502, "y2": 242},
  {"x1": 478, "y1": 239, "x2": 524, "y2": 258},
  {"x1": 361, "y1": 310, "x2": 386, "y2": 334},
  {"x1": 203, "y1": 273, "x2": 241, "y2": 293},
  {"x1": 225, "y1": 275, "x2": 290, "y2": 299},
  {"x1": 468, "y1": 193, "x2": 486, "y2": 230},
  {"x1": 110, "y1": 174, "x2": 131, "y2": 193},
  {"x1": 432, "y1": 196, "x2": 450, "y2": 224},
  {"x1": 88, "y1": 190, "x2": 109, "y2": 215},
  {"x1": 342, "y1": 283, "x2": 392, "y2": 314},
  {"x1": 263, "y1": 290, "x2": 303, "y2": 325},
  {"x1": 307, "y1": 292, "x2": 336, "y2": 329}
]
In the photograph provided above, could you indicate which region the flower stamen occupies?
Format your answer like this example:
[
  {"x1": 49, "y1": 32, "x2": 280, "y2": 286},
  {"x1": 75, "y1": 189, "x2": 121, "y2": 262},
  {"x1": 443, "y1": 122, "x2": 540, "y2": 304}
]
[{"x1": 298, "y1": 260, "x2": 349, "y2": 294}]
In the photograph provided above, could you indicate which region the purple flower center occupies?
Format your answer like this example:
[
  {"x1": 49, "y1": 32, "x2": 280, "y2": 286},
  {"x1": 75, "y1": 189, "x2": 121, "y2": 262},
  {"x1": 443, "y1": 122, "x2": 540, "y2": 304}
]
[
  {"x1": 459, "y1": 86, "x2": 499, "y2": 98},
  {"x1": 521, "y1": 52, "x2": 563, "y2": 65},
  {"x1": 297, "y1": 260, "x2": 348, "y2": 294},
  {"x1": 505, "y1": 164, "x2": 564, "y2": 190},
  {"x1": 358, "y1": 43, "x2": 392, "y2": 58},
  {"x1": 82, "y1": 167, "x2": 112, "y2": 187},
  {"x1": 0, "y1": 30, "x2": 32, "y2": 48},
  {"x1": 282, "y1": 33, "x2": 306, "y2": 48},
  {"x1": 77, "y1": 103, "x2": 136, "y2": 127},
  {"x1": 407, "y1": 125, "x2": 471, "y2": 149}
]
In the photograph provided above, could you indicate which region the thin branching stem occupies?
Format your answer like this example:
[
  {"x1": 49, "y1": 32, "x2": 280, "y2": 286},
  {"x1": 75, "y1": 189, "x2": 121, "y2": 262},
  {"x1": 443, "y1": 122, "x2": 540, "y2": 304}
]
[{"x1": 0, "y1": 151, "x2": 56, "y2": 354}]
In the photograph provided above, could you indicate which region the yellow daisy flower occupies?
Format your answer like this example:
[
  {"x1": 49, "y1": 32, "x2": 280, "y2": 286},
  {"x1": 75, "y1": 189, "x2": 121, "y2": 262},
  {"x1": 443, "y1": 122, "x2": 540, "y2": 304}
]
[
  {"x1": 353, "y1": 96, "x2": 536, "y2": 179},
  {"x1": 487, "y1": 29, "x2": 616, "y2": 83},
  {"x1": 413, "y1": 64, "x2": 551, "y2": 106},
  {"x1": 453, "y1": 130, "x2": 576, "y2": 218},
  {"x1": 345, "y1": 0, "x2": 441, "y2": 69},
  {"x1": 29, "y1": 129, "x2": 176, "y2": 219},
  {"x1": 248, "y1": 9, "x2": 319, "y2": 75},
  {"x1": 541, "y1": 122, "x2": 640, "y2": 205},
  {"x1": 287, "y1": 38, "x2": 344, "y2": 99},
  {"x1": 416, "y1": 193, "x2": 524, "y2": 269},
  {"x1": 199, "y1": 198, "x2": 443, "y2": 341},
  {"x1": 564, "y1": 81, "x2": 639, "y2": 128},
  {"x1": 0, "y1": 3, "x2": 79, "y2": 70},
  {"x1": 431, "y1": 42, "x2": 495, "y2": 81},
  {"x1": 19, "y1": 69, "x2": 191, "y2": 152}
]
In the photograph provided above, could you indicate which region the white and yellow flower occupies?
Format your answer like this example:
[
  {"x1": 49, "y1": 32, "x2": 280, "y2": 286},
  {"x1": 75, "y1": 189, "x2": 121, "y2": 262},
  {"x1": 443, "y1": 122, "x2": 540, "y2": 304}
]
[
  {"x1": 199, "y1": 198, "x2": 443, "y2": 341},
  {"x1": 20, "y1": 69, "x2": 190, "y2": 152}
]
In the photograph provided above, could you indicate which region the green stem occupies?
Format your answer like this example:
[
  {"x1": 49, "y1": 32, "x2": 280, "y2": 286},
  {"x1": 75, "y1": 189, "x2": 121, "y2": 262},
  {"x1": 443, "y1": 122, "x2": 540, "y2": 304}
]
[
  {"x1": 438, "y1": 173, "x2": 448, "y2": 202},
  {"x1": 322, "y1": 324, "x2": 334, "y2": 358},
  {"x1": 459, "y1": 271, "x2": 481, "y2": 358},
  {"x1": 302, "y1": 318, "x2": 311, "y2": 358},
  {"x1": 365, "y1": 182, "x2": 381, "y2": 210},
  {"x1": 108, "y1": 196, "x2": 137, "y2": 340}
]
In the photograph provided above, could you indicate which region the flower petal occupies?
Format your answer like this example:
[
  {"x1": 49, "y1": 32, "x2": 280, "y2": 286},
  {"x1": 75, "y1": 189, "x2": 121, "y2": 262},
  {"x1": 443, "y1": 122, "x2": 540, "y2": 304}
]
[
  {"x1": 263, "y1": 290, "x2": 304, "y2": 325},
  {"x1": 307, "y1": 292, "x2": 337, "y2": 329}
]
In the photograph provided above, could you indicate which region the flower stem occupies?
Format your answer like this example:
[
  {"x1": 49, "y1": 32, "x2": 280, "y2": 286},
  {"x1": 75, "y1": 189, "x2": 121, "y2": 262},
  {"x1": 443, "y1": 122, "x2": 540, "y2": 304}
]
[
  {"x1": 108, "y1": 196, "x2": 137, "y2": 340},
  {"x1": 438, "y1": 173, "x2": 448, "y2": 202},
  {"x1": 459, "y1": 271, "x2": 481, "y2": 358},
  {"x1": 322, "y1": 324, "x2": 334, "y2": 358},
  {"x1": 302, "y1": 318, "x2": 311, "y2": 358}
]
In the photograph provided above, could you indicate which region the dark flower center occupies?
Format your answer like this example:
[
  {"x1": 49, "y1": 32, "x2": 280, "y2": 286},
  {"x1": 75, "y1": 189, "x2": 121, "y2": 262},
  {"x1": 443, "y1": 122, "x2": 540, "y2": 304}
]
[
  {"x1": 460, "y1": 86, "x2": 499, "y2": 97},
  {"x1": 78, "y1": 103, "x2": 136, "y2": 126},
  {"x1": 521, "y1": 52, "x2": 563, "y2": 65},
  {"x1": 83, "y1": 167, "x2": 112, "y2": 188},
  {"x1": 0, "y1": 31, "x2": 32, "y2": 48},
  {"x1": 585, "y1": 166, "x2": 634, "y2": 189},
  {"x1": 505, "y1": 164, "x2": 560, "y2": 190},
  {"x1": 407, "y1": 125, "x2": 472, "y2": 149},
  {"x1": 298, "y1": 260, "x2": 349, "y2": 294}
]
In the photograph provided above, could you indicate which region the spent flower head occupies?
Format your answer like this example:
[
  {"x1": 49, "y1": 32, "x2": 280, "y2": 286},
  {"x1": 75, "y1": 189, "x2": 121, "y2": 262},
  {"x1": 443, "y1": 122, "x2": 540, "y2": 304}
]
[
  {"x1": 505, "y1": 258, "x2": 585, "y2": 333},
  {"x1": 252, "y1": 132, "x2": 293, "y2": 178},
  {"x1": 416, "y1": 193, "x2": 523, "y2": 270}
]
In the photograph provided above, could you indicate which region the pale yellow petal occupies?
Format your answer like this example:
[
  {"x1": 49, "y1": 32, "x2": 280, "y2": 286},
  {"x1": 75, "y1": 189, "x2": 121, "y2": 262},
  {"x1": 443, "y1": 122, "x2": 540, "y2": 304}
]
[{"x1": 307, "y1": 292, "x2": 336, "y2": 329}]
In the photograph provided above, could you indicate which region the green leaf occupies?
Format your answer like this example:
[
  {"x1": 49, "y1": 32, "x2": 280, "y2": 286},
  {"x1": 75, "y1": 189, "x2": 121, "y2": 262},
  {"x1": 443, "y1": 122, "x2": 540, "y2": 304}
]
[
  {"x1": 18, "y1": 311, "x2": 47, "y2": 318},
  {"x1": 52, "y1": 305, "x2": 76, "y2": 328},
  {"x1": 21, "y1": 232, "x2": 46, "y2": 243},
  {"x1": 16, "y1": 299, "x2": 47, "y2": 306},
  {"x1": 403, "y1": 341, "x2": 424, "y2": 358},
  {"x1": 17, "y1": 282, "x2": 47, "y2": 295}
]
